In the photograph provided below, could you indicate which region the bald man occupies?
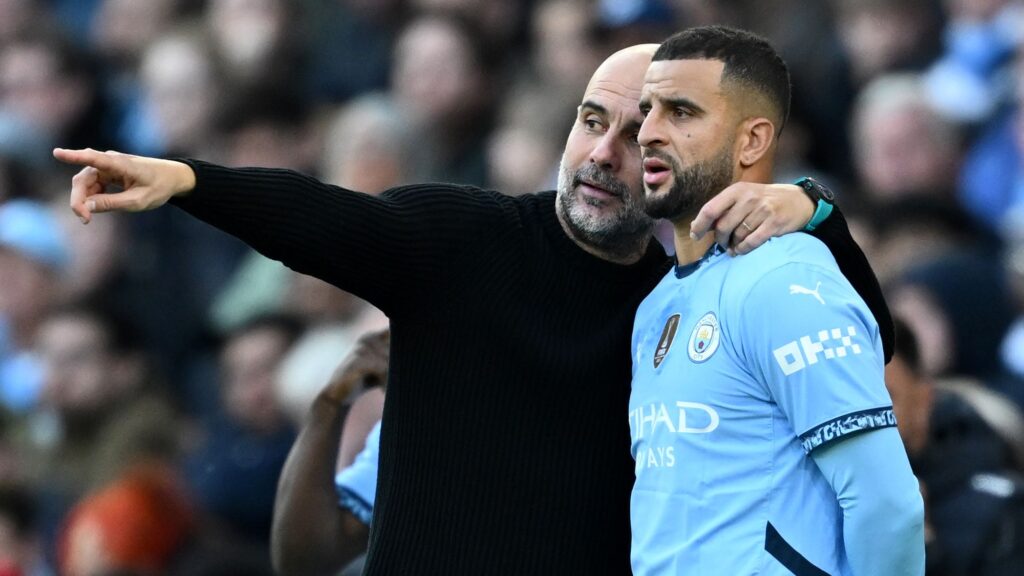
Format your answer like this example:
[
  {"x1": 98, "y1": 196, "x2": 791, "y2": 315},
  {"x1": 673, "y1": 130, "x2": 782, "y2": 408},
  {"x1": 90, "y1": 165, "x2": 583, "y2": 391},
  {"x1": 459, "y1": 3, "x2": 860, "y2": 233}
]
[{"x1": 53, "y1": 44, "x2": 891, "y2": 575}]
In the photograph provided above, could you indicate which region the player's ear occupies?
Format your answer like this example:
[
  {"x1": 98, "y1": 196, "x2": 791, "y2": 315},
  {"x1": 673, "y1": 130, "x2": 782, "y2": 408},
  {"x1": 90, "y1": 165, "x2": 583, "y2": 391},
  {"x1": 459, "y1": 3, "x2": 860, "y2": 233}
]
[{"x1": 737, "y1": 117, "x2": 775, "y2": 168}]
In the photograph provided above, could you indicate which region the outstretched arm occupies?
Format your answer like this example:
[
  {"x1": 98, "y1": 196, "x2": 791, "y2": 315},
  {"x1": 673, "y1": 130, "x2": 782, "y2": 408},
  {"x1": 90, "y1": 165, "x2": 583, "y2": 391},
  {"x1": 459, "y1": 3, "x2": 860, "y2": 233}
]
[{"x1": 53, "y1": 149, "x2": 507, "y2": 316}]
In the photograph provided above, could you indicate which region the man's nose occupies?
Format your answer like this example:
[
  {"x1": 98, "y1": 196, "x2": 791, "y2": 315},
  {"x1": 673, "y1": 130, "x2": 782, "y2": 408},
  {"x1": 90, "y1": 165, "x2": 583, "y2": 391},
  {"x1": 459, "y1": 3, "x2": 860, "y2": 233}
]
[{"x1": 589, "y1": 132, "x2": 621, "y2": 172}]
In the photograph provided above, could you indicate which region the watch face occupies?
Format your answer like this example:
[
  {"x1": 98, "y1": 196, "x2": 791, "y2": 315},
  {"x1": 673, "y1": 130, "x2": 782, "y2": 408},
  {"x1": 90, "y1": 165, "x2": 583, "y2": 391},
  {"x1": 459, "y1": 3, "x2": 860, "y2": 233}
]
[
  {"x1": 802, "y1": 178, "x2": 834, "y2": 202},
  {"x1": 817, "y1": 182, "x2": 835, "y2": 202}
]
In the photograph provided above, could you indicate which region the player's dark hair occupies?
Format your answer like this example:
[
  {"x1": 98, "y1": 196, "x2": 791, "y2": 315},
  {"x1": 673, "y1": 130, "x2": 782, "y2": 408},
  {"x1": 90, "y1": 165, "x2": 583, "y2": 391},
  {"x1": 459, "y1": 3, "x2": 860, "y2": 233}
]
[{"x1": 653, "y1": 26, "x2": 791, "y2": 134}]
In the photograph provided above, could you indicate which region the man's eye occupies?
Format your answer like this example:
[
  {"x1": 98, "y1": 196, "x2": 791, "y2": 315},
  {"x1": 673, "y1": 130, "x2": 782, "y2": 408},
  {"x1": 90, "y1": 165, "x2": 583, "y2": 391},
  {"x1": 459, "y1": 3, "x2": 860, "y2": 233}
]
[
  {"x1": 673, "y1": 108, "x2": 690, "y2": 118},
  {"x1": 584, "y1": 119, "x2": 602, "y2": 130}
]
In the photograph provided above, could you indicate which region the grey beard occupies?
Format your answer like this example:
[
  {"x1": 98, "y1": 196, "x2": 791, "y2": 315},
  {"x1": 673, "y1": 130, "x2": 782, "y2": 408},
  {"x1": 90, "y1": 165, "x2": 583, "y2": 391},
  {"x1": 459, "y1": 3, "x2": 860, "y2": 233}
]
[
  {"x1": 643, "y1": 149, "x2": 735, "y2": 222},
  {"x1": 556, "y1": 162, "x2": 654, "y2": 259}
]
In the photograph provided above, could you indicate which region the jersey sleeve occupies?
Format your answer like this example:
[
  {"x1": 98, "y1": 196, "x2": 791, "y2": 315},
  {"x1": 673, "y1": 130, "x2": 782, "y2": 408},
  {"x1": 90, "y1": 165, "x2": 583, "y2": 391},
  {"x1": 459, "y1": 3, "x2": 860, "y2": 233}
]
[
  {"x1": 736, "y1": 261, "x2": 896, "y2": 454},
  {"x1": 169, "y1": 160, "x2": 516, "y2": 317}
]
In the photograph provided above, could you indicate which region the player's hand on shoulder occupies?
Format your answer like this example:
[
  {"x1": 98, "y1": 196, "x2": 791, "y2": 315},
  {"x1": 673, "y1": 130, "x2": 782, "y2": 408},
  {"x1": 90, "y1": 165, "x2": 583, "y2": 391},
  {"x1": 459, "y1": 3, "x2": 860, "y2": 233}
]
[{"x1": 691, "y1": 182, "x2": 814, "y2": 256}]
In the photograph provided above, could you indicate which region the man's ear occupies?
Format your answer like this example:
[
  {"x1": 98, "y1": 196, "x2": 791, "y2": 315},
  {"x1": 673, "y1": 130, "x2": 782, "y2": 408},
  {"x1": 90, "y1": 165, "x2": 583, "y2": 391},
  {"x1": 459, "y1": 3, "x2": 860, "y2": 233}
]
[{"x1": 736, "y1": 117, "x2": 776, "y2": 168}]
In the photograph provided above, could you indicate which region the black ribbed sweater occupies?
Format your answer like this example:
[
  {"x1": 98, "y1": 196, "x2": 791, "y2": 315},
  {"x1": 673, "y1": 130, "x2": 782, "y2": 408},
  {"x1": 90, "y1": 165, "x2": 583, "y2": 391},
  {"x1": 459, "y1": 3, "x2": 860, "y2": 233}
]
[{"x1": 171, "y1": 161, "x2": 892, "y2": 575}]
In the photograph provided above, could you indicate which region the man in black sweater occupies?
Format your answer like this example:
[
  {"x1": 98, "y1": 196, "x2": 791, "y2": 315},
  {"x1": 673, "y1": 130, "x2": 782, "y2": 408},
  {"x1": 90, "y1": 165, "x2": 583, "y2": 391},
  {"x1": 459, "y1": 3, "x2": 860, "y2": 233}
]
[{"x1": 53, "y1": 44, "x2": 891, "y2": 575}]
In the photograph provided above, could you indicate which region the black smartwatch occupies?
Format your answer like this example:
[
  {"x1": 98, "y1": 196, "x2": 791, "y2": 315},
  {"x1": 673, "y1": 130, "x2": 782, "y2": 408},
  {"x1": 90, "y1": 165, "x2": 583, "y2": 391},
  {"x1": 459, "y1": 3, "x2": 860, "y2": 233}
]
[{"x1": 794, "y1": 177, "x2": 834, "y2": 231}]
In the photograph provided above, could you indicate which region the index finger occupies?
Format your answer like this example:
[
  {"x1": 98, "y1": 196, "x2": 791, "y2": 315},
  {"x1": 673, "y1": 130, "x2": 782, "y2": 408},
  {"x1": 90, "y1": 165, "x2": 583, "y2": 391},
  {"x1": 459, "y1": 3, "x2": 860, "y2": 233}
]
[
  {"x1": 689, "y1": 188, "x2": 737, "y2": 239},
  {"x1": 53, "y1": 148, "x2": 122, "y2": 174}
]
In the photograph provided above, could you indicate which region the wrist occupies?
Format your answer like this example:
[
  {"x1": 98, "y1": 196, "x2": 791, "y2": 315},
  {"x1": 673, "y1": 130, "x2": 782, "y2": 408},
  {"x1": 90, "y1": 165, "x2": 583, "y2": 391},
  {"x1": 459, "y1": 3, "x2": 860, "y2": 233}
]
[
  {"x1": 311, "y1": 392, "x2": 348, "y2": 421},
  {"x1": 172, "y1": 160, "x2": 196, "y2": 197},
  {"x1": 794, "y1": 177, "x2": 835, "y2": 231}
]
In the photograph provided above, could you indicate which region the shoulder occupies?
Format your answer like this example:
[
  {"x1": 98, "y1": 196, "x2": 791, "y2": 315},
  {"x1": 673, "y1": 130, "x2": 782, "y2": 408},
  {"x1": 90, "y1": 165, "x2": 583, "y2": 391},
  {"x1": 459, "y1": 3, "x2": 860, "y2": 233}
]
[
  {"x1": 721, "y1": 234, "x2": 840, "y2": 301},
  {"x1": 380, "y1": 183, "x2": 517, "y2": 210},
  {"x1": 377, "y1": 183, "x2": 527, "y2": 234},
  {"x1": 729, "y1": 234, "x2": 835, "y2": 276}
]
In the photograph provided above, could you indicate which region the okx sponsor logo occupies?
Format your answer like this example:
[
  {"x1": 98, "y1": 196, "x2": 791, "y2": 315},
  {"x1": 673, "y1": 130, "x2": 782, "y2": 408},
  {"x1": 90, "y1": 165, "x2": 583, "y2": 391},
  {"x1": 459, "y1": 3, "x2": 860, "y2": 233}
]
[{"x1": 772, "y1": 326, "x2": 862, "y2": 376}]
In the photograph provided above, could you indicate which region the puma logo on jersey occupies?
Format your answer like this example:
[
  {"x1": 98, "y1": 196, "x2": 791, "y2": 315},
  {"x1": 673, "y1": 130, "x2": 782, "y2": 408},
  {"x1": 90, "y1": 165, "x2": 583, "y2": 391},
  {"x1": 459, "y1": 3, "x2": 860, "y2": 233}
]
[{"x1": 789, "y1": 281, "x2": 824, "y2": 305}]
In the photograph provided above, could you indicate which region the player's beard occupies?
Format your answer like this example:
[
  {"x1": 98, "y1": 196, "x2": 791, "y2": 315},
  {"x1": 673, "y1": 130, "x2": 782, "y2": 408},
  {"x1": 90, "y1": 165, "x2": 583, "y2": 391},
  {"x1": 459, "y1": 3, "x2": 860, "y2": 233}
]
[
  {"x1": 556, "y1": 162, "x2": 654, "y2": 258},
  {"x1": 643, "y1": 145, "x2": 735, "y2": 222}
]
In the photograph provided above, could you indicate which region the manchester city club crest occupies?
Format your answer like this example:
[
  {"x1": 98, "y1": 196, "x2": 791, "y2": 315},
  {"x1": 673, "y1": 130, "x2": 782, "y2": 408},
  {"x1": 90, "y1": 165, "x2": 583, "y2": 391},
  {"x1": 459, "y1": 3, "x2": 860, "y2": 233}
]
[{"x1": 687, "y1": 312, "x2": 720, "y2": 363}]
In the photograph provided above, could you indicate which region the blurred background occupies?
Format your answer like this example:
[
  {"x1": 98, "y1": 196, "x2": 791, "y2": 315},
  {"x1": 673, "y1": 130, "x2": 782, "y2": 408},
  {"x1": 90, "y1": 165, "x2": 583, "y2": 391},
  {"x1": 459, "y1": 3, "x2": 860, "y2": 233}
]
[{"x1": 1, "y1": 0, "x2": 1024, "y2": 574}]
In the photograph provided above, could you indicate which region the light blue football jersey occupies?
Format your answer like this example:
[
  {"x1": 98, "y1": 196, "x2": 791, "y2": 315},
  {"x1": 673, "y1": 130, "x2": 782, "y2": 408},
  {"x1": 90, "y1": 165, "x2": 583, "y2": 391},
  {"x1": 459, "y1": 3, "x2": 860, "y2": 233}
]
[{"x1": 629, "y1": 234, "x2": 895, "y2": 576}]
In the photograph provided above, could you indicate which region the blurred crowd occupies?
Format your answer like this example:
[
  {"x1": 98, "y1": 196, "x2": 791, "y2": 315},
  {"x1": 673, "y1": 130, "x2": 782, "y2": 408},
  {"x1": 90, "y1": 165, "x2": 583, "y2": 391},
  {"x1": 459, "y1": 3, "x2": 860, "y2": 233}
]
[{"x1": 0, "y1": 0, "x2": 1023, "y2": 574}]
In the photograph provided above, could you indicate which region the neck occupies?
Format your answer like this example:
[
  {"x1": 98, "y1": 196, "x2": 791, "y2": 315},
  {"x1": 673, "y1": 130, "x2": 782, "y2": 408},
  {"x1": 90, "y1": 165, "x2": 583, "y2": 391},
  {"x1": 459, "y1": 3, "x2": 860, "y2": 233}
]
[
  {"x1": 671, "y1": 163, "x2": 773, "y2": 264},
  {"x1": 673, "y1": 219, "x2": 715, "y2": 265}
]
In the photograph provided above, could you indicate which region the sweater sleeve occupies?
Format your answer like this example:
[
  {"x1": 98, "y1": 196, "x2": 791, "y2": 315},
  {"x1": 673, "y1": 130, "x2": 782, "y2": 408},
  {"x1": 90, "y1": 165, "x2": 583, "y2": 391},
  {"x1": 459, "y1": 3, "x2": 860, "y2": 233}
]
[
  {"x1": 807, "y1": 206, "x2": 895, "y2": 364},
  {"x1": 168, "y1": 160, "x2": 514, "y2": 316}
]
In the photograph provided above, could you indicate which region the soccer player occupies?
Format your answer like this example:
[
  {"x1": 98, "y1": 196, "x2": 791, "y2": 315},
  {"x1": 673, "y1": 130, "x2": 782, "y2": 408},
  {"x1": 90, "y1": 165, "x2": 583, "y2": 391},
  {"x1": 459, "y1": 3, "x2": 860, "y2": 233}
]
[{"x1": 629, "y1": 27, "x2": 924, "y2": 575}]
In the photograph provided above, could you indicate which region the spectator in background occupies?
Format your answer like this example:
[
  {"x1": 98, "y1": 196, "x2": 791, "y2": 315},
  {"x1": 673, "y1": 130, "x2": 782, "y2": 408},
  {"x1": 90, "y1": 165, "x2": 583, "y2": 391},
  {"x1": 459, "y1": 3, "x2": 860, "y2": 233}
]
[
  {"x1": 924, "y1": 0, "x2": 1024, "y2": 123},
  {"x1": 136, "y1": 29, "x2": 224, "y2": 159},
  {"x1": 391, "y1": 14, "x2": 497, "y2": 186},
  {"x1": 751, "y1": 0, "x2": 856, "y2": 180},
  {"x1": 0, "y1": 32, "x2": 111, "y2": 167},
  {"x1": 91, "y1": 0, "x2": 190, "y2": 159},
  {"x1": 887, "y1": 317, "x2": 1024, "y2": 576},
  {"x1": 121, "y1": 28, "x2": 249, "y2": 411},
  {"x1": 0, "y1": 200, "x2": 68, "y2": 414},
  {"x1": 25, "y1": 303, "x2": 180, "y2": 561},
  {"x1": 221, "y1": 89, "x2": 317, "y2": 173},
  {"x1": 57, "y1": 466, "x2": 193, "y2": 576},
  {"x1": 320, "y1": 93, "x2": 413, "y2": 193},
  {"x1": 52, "y1": 208, "x2": 127, "y2": 309},
  {"x1": 851, "y1": 73, "x2": 962, "y2": 202},
  {"x1": 831, "y1": 0, "x2": 943, "y2": 86},
  {"x1": 865, "y1": 197, "x2": 994, "y2": 284},
  {"x1": 273, "y1": 271, "x2": 385, "y2": 426},
  {"x1": 888, "y1": 252, "x2": 1020, "y2": 406},
  {"x1": 409, "y1": 0, "x2": 529, "y2": 52},
  {"x1": 90, "y1": 0, "x2": 182, "y2": 72},
  {"x1": 205, "y1": 0, "x2": 302, "y2": 96},
  {"x1": 530, "y1": 0, "x2": 604, "y2": 126},
  {"x1": 486, "y1": 88, "x2": 563, "y2": 196},
  {"x1": 958, "y1": 46, "x2": 1024, "y2": 230},
  {"x1": 183, "y1": 314, "x2": 301, "y2": 566}
]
